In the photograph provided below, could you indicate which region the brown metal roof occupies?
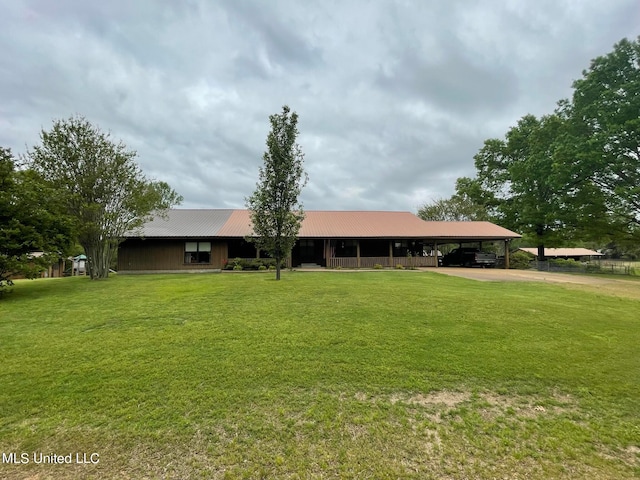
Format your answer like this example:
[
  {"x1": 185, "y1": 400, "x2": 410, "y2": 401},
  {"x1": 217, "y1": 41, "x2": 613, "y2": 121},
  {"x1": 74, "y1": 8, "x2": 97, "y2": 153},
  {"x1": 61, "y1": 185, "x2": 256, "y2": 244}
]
[
  {"x1": 216, "y1": 209, "x2": 254, "y2": 237},
  {"x1": 126, "y1": 209, "x2": 521, "y2": 240},
  {"x1": 519, "y1": 248, "x2": 603, "y2": 257},
  {"x1": 413, "y1": 220, "x2": 522, "y2": 241},
  {"x1": 300, "y1": 211, "x2": 428, "y2": 237},
  {"x1": 298, "y1": 212, "x2": 520, "y2": 239}
]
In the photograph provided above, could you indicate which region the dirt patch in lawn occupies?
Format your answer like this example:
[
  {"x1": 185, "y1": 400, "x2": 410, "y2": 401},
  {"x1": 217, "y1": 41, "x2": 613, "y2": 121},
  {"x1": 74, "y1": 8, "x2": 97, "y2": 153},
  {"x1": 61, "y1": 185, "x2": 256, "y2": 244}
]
[{"x1": 429, "y1": 267, "x2": 640, "y2": 299}]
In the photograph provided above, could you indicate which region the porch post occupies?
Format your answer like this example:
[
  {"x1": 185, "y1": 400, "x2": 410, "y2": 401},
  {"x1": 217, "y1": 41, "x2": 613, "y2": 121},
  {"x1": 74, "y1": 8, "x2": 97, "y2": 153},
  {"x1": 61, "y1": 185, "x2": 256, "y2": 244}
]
[
  {"x1": 356, "y1": 240, "x2": 361, "y2": 268},
  {"x1": 389, "y1": 240, "x2": 393, "y2": 267},
  {"x1": 325, "y1": 239, "x2": 331, "y2": 268},
  {"x1": 434, "y1": 242, "x2": 438, "y2": 268},
  {"x1": 504, "y1": 239, "x2": 510, "y2": 269}
]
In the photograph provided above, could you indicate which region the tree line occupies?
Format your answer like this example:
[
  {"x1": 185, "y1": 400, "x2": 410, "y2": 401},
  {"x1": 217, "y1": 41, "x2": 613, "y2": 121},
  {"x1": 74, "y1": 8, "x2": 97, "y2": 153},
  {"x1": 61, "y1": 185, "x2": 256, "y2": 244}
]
[{"x1": 419, "y1": 37, "x2": 640, "y2": 259}]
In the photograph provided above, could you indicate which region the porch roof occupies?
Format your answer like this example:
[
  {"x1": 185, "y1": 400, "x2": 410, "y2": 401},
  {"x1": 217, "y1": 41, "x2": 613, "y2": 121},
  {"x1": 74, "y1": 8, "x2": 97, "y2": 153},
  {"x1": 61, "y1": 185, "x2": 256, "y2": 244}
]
[{"x1": 128, "y1": 209, "x2": 521, "y2": 241}]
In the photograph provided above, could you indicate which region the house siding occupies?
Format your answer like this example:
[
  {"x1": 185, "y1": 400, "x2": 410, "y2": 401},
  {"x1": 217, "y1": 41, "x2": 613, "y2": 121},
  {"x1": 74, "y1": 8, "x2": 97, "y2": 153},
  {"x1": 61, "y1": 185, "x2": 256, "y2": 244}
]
[{"x1": 118, "y1": 238, "x2": 227, "y2": 271}]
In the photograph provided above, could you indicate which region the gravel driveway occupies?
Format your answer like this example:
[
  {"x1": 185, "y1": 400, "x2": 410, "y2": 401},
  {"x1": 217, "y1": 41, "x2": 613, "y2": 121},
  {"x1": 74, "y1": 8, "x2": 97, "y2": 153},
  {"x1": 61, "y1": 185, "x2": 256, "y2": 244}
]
[{"x1": 429, "y1": 267, "x2": 640, "y2": 299}]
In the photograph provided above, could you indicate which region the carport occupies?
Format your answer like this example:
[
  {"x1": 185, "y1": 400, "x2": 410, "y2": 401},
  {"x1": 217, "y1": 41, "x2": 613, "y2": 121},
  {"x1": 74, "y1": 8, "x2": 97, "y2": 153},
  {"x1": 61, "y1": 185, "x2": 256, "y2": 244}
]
[{"x1": 420, "y1": 221, "x2": 521, "y2": 269}]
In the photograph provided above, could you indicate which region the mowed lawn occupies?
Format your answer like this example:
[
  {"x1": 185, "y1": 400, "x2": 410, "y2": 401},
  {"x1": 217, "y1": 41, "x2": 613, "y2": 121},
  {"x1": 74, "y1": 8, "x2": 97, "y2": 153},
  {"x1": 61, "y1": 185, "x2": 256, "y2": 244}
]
[{"x1": 0, "y1": 271, "x2": 638, "y2": 479}]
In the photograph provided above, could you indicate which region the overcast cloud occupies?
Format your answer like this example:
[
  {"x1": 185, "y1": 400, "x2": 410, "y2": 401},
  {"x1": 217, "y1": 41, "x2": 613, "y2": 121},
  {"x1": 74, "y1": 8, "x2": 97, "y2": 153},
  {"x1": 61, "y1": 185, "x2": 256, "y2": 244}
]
[{"x1": 1, "y1": 0, "x2": 638, "y2": 212}]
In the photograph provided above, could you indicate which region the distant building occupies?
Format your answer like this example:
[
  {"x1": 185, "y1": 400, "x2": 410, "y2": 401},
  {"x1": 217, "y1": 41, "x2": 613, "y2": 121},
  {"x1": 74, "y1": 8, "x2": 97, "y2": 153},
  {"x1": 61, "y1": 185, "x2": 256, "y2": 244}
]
[
  {"x1": 71, "y1": 254, "x2": 87, "y2": 275},
  {"x1": 518, "y1": 248, "x2": 603, "y2": 261}
]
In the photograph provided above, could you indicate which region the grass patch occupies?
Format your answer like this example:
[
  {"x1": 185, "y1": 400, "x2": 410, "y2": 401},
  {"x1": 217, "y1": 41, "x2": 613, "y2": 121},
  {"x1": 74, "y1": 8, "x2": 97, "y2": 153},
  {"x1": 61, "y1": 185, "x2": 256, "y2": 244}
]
[{"x1": 1, "y1": 272, "x2": 639, "y2": 479}]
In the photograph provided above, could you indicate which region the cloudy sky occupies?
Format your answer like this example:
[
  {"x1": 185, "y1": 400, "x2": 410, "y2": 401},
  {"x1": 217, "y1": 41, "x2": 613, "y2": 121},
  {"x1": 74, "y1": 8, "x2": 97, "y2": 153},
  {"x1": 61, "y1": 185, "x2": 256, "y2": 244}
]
[{"x1": 1, "y1": 1, "x2": 638, "y2": 212}]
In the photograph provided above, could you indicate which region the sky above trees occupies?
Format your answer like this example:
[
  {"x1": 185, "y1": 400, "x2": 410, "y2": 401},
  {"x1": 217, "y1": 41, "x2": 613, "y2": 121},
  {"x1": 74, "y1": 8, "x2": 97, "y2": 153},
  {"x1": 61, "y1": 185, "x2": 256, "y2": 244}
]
[{"x1": 1, "y1": 0, "x2": 638, "y2": 212}]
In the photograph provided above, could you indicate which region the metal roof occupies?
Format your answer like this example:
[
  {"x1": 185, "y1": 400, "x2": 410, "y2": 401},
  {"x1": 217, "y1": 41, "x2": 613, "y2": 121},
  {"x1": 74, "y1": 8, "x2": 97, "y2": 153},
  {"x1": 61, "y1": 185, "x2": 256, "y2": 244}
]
[
  {"x1": 125, "y1": 209, "x2": 521, "y2": 240},
  {"x1": 519, "y1": 248, "x2": 603, "y2": 257},
  {"x1": 128, "y1": 209, "x2": 235, "y2": 237}
]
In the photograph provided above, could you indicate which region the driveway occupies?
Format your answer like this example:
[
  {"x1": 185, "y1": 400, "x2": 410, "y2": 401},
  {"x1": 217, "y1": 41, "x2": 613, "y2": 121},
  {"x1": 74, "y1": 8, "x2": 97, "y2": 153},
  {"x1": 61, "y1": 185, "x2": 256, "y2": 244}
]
[{"x1": 428, "y1": 267, "x2": 640, "y2": 299}]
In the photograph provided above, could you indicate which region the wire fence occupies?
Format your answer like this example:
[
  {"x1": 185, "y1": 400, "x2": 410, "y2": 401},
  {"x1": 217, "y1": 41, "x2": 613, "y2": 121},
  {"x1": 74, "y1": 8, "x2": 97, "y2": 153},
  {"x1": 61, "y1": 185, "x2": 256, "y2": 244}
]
[{"x1": 531, "y1": 260, "x2": 637, "y2": 276}]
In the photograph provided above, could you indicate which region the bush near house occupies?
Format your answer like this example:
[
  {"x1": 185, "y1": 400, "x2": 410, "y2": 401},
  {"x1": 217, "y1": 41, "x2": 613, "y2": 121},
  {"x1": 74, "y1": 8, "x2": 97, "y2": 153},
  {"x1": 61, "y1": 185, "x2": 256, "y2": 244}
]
[
  {"x1": 223, "y1": 258, "x2": 286, "y2": 270},
  {"x1": 549, "y1": 258, "x2": 581, "y2": 267},
  {"x1": 508, "y1": 251, "x2": 533, "y2": 269}
]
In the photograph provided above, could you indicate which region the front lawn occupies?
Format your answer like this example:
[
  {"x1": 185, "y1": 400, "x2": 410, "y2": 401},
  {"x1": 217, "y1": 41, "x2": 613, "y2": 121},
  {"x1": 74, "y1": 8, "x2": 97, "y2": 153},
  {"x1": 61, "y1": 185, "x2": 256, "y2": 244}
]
[{"x1": 0, "y1": 272, "x2": 638, "y2": 479}]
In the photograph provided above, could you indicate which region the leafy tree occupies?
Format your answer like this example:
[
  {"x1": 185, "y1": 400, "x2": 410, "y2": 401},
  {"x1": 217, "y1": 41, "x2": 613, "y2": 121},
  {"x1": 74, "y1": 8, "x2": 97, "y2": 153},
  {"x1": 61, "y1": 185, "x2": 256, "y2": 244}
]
[
  {"x1": 246, "y1": 106, "x2": 308, "y2": 280},
  {"x1": 564, "y1": 36, "x2": 640, "y2": 242},
  {"x1": 472, "y1": 114, "x2": 570, "y2": 260},
  {"x1": 1, "y1": 147, "x2": 73, "y2": 293},
  {"x1": 456, "y1": 37, "x2": 639, "y2": 259},
  {"x1": 418, "y1": 178, "x2": 493, "y2": 221},
  {"x1": 27, "y1": 116, "x2": 182, "y2": 279}
]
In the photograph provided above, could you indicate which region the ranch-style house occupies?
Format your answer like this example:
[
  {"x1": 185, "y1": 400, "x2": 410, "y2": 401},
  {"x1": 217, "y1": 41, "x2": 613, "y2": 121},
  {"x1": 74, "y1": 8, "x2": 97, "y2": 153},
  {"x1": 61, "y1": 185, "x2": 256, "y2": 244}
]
[{"x1": 117, "y1": 209, "x2": 521, "y2": 272}]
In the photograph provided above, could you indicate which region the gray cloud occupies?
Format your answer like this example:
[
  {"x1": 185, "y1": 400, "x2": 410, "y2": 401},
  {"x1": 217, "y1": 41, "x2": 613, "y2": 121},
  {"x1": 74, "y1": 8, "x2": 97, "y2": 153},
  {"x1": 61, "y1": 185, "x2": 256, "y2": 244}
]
[{"x1": 1, "y1": 0, "x2": 638, "y2": 214}]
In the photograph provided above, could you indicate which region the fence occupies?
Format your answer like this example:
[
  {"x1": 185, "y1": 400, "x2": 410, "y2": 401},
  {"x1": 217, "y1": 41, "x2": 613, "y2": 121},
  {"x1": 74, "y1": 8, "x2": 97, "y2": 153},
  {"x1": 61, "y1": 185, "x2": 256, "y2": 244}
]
[{"x1": 532, "y1": 260, "x2": 637, "y2": 276}]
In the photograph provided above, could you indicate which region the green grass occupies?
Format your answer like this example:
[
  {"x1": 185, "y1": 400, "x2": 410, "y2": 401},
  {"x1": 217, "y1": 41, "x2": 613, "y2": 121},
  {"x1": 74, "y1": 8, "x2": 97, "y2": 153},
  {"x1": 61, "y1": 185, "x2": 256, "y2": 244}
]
[{"x1": 1, "y1": 272, "x2": 639, "y2": 479}]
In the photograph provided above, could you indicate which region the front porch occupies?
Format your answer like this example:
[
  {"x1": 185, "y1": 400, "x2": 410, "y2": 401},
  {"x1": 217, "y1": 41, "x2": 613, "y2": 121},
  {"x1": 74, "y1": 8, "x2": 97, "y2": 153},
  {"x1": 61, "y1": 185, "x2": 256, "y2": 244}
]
[
  {"x1": 228, "y1": 238, "x2": 440, "y2": 269},
  {"x1": 323, "y1": 238, "x2": 438, "y2": 268}
]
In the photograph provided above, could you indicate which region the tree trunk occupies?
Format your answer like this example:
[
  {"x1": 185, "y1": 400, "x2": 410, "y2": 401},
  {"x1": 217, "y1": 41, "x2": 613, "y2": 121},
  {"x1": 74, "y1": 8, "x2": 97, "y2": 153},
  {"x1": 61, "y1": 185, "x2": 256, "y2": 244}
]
[
  {"x1": 82, "y1": 243, "x2": 94, "y2": 279},
  {"x1": 82, "y1": 240, "x2": 112, "y2": 279},
  {"x1": 275, "y1": 255, "x2": 281, "y2": 280},
  {"x1": 537, "y1": 244, "x2": 545, "y2": 261}
]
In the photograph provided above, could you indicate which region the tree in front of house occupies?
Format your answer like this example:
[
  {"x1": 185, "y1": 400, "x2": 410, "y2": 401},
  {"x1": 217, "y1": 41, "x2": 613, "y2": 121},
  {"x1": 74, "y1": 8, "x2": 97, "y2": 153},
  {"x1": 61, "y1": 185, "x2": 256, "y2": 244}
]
[
  {"x1": 1, "y1": 147, "x2": 73, "y2": 294},
  {"x1": 246, "y1": 105, "x2": 308, "y2": 280},
  {"x1": 27, "y1": 116, "x2": 182, "y2": 279}
]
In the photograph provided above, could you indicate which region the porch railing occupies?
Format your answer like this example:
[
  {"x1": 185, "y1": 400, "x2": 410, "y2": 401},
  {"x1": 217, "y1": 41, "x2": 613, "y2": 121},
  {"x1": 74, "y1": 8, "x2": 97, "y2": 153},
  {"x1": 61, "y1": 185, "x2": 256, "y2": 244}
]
[
  {"x1": 232, "y1": 256, "x2": 436, "y2": 269},
  {"x1": 327, "y1": 256, "x2": 436, "y2": 268}
]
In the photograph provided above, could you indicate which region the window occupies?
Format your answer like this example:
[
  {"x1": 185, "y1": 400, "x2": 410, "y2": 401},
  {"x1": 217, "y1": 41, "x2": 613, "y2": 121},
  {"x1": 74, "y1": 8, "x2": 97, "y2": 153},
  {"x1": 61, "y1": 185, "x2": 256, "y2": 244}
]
[
  {"x1": 335, "y1": 239, "x2": 357, "y2": 257},
  {"x1": 360, "y1": 239, "x2": 389, "y2": 257},
  {"x1": 393, "y1": 240, "x2": 408, "y2": 257},
  {"x1": 227, "y1": 239, "x2": 257, "y2": 258},
  {"x1": 185, "y1": 241, "x2": 211, "y2": 264},
  {"x1": 392, "y1": 240, "x2": 424, "y2": 257}
]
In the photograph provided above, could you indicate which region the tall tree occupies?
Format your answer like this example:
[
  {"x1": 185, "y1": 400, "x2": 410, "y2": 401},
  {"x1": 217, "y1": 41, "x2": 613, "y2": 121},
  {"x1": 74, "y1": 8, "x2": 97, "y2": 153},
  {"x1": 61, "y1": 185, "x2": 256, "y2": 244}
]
[
  {"x1": 1, "y1": 147, "x2": 73, "y2": 293},
  {"x1": 27, "y1": 116, "x2": 182, "y2": 279},
  {"x1": 246, "y1": 105, "x2": 308, "y2": 280},
  {"x1": 565, "y1": 36, "x2": 640, "y2": 242},
  {"x1": 472, "y1": 114, "x2": 569, "y2": 260},
  {"x1": 457, "y1": 37, "x2": 638, "y2": 259}
]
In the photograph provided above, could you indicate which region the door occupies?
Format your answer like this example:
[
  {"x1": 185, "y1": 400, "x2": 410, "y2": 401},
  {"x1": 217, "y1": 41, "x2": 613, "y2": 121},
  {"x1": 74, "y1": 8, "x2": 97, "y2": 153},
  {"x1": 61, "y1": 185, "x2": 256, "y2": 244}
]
[{"x1": 299, "y1": 239, "x2": 316, "y2": 263}]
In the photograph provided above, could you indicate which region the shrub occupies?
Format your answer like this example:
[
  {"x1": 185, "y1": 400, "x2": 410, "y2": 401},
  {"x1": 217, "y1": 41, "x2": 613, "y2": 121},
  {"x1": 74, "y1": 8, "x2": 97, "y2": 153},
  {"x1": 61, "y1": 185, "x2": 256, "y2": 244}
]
[
  {"x1": 549, "y1": 258, "x2": 580, "y2": 267},
  {"x1": 395, "y1": 264, "x2": 404, "y2": 270},
  {"x1": 223, "y1": 258, "x2": 286, "y2": 270},
  {"x1": 373, "y1": 264, "x2": 383, "y2": 269},
  {"x1": 509, "y1": 251, "x2": 533, "y2": 270},
  {"x1": 248, "y1": 259, "x2": 263, "y2": 269}
]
